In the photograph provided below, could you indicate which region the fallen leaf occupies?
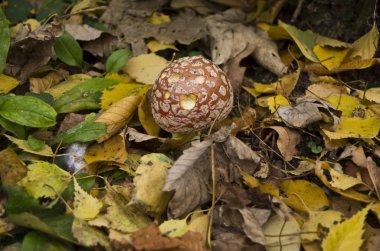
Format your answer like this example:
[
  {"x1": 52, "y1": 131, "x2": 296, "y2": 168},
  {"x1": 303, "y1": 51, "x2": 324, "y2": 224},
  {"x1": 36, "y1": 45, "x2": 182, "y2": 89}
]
[
  {"x1": 84, "y1": 132, "x2": 128, "y2": 164},
  {"x1": 0, "y1": 148, "x2": 27, "y2": 185},
  {"x1": 19, "y1": 161, "x2": 71, "y2": 198},
  {"x1": 322, "y1": 205, "x2": 370, "y2": 251},
  {"x1": 206, "y1": 9, "x2": 286, "y2": 75},
  {"x1": 262, "y1": 214, "x2": 301, "y2": 251},
  {"x1": 238, "y1": 207, "x2": 267, "y2": 245},
  {"x1": 54, "y1": 31, "x2": 83, "y2": 68},
  {"x1": 72, "y1": 218, "x2": 112, "y2": 251},
  {"x1": 358, "y1": 87, "x2": 380, "y2": 103},
  {"x1": 100, "y1": 82, "x2": 151, "y2": 110},
  {"x1": 0, "y1": 9, "x2": 10, "y2": 73},
  {"x1": 138, "y1": 91, "x2": 160, "y2": 136},
  {"x1": 95, "y1": 95, "x2": 142, "y2": 142},
  {"x1": 159, "y1": 219, "x2": 189, "y2": 238},
  {"x1": 188, "y1": 213, "x2": 209, "y2": 246},
  {"x1": 345, "y1": 23, "x2": 379, "y2": 61},
  {"x1": 29, "y1": 68, "x2": 69, "y2": 93},
  {"x1": 147, "y1": 40, "x2": 178, "y2": 53},
  {"x1": 65, "y1": 24, "x2": 103, "y2": 41},
  {"x1": 326, "y1": 95, "x2": 365, "y2": 117},
  {"x1": 0, "y1": 74, "x2": 19, "y2": 93},
  {"x1": 72, "y1": 178, "x2": 102, "y2": 220},
  {"x1": 277, "y1": 101, "x2": 323, "y2": 128},
  {"x1": 313, "y1": 45, "x2": 350, "y2": 70},
  {"x1": 323, "y1": 117, "x2": 380, "y2": 139},
  {"x1": 266, "y1": 126, "x2": 300, "y2": 161},
  {"x1": 302, "y1": 210, "x2": 343, "y2": 242},
  {"x1": 124, "y1": 53, "x2": 169, "y2": 85},
  {"x1": 280, "y1": 179, "x2": 329, "y2": 213},
  {"x1": 4, "y1": 134, "x2": 54, "y2": 157},
  {"x1": 131, "y1": 153, "x2": 173, "y2": 215},
  {"x1": 366, "y1": 157, "x2": 380, "y2": 199},
  {"x1": 305, "y1": 83, "x2": 349, "y2": 99}
]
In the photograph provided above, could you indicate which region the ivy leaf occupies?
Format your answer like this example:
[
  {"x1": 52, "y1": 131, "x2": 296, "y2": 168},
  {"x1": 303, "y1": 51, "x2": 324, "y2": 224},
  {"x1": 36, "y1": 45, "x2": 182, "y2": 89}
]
[
  {"x1": 53, "y1": 78, "x2": 118, "y2": 113},
  {"x1": 0, "y1": 95, "x2": 57, "y2": 128},
  {"x1": 106, "y1": 48, "x2": 131, "y2": 73},
  {"x1": 0, "y1": 8, "x2": 10, "y2": 73},
  {"x1": 54, "y1": 32, "x2": 83, "y2": 68}
]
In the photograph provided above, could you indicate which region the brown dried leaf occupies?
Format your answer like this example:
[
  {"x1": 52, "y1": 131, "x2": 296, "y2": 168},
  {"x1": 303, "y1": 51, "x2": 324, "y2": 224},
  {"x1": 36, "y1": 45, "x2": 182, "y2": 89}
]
[
  {"x1": 0, "y1": 148, "x2": 27, "y2": 185},
  {"x1": 367, "y1": 157, "x2": 380, "y2": 199},
  {"x1": 65, "y1": 24, "x2": 102, "y2": 41},
  {"x1": 29, "y1": 69, "x2": 69, "y2": 93},
  {"x1": 267, "y1": 126, "x2": 301, "y2": 161}
]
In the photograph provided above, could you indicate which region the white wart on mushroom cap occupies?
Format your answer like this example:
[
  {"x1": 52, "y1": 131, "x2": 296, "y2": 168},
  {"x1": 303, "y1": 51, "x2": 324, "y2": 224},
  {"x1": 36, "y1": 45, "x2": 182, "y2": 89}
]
[{"x1": 151, "y1": 56, "x2": 233, "y2": 133}]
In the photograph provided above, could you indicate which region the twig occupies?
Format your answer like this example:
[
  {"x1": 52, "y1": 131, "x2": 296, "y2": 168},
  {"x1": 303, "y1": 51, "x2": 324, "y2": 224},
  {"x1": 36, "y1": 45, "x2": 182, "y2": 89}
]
[
  {"x1": 291, "y1": 0, "x2": 304, "y2": 23},
  {"x1": 207, "y1": 143, "x2": 216, "y2": 248}
]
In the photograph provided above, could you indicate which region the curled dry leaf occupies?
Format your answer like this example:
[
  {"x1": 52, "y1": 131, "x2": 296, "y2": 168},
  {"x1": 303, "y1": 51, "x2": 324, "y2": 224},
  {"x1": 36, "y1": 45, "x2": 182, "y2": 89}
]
[
  {"x1": 65, "y1": 24, "x2": 103, "y2": 41},
  {"x1": 164, "y1": 125, "x2": 260, "y2": 217},
  {"x1": 265, "y1": 126, "x2": 301, "y2": 161},
  {"x1": 205, "y1": 9, "x2": 287, "y2": 75},
  {"x1": 96, "y1": 95, "x2": 142, "y2": 142}
]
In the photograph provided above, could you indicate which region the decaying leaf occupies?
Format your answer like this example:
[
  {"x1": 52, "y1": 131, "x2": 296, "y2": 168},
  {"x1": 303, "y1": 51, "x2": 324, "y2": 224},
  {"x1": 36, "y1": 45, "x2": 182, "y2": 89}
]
[
  {"x1": 72, "y1": 218, "x2": 112, "y2": 251},
  {"x1": 264, "y1": 126, "x2": 300, "y2": 161},
  {"x1": 131, "y1": 153, "x2": 173, "y2": 215},
  {"x1": 0, "y1": 148, "x2": 27, "y2": 185}
]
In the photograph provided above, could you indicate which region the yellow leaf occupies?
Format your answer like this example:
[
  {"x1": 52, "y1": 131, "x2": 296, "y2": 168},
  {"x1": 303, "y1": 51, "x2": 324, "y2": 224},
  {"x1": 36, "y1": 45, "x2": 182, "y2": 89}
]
[
  {"x1": 302, "y1": 210, "x2": 343, "y2": 242},
  {"x1": 159, "y1": 219, "x2": 189, "y2": 237},
  {"x1": 19, "y1": 161, "x2": 70, "y2": 198},
  {"x1": 278, "y1": 20, "x2": 318, "y2": 62},
  {"x1": 124, "y1": 53, "x2": 170, "y2": 85},
  {"x1": 100, "y1": 83, "x2": 151, "y2": 110},
  {"x1": 323, "y1": 117, "x2": 380, "y2": 139},
  {"x1": 267, "y1": 95, "x2": 290, "y2": 113},
  {"x1": 305, "y1": 58, "x2": 380, "y2": 75},
  {"x1": 305, "y1": 82, "x2": 349, "y2": 99},
  {"x1": 47, "y1": 75, "x2": 90, "y2": 100},
  {"x1": 321, "y1": 205, "x2": 370, "y2": 251},
  {"x1": 346, "y1": 24, "x2": 379, "y2": 61},
  {"x1": 72, "y1": 218, "x2": 111, "y2": 250},
  {"x1": 326, "y1": 95, "x2": 365, "y2": 117},
  {"x1": 104, "y1": 73, "x2": 131, "y2": 83},
  {"x1": 147, "y1": 40, "x2": 179, "y2": 53},
  {"x1": 148, "y1": 12, "x2": 171, "y2": 25},
  {"x1": 313, "y1": 45, "x2": 350, "y2": 70},
  {"x1": 138, "y1": 92, "x2": 160, "y2": 136},
  {"x1": 84, "y1": 132, "x2": 128, "y2": 164},
  {"x1": 188, "y1": 213, "x2": 209, "y2": 246},
  {"x1": 10, "y1": 19, "x2": 40, "y2": 37},
  {"x1": 71, "y1": 0, "x2": 97, "y2": 14},
  {"x1": 242, "y1": 85, "x2": 260, "y2": 98},
  {"x1": 241, "y1": 171, "x2": 260, "y2": 188},
  {"x1": 0, "y1": 74, "x2": 19, "y2": 93},
  {"x1": 263, "y1": 214, "x2": 301, "y2": 251},
  {"x1": 254, "y1": 82, "x2": 278, "y2": 94},
  {"x1": 257, "y1": 22, "x2": 291, "y2": 40},
  {"x1": 280, "y1": 179, "x2": 329, "y2": 213},
  {"x1": 73, "y1": 178, "x2": 103, "y2": 220},
  {"x1": 4, "y1": 134, "x2": 54, "y2": 157},
  {"x1": 132, "y1": 153, "x2": 173, "y2": 214},
  {"x1": 358, "y1": 87, "x2": 380, "y2": 103},
  {"x1": 259, "y1": 182, "x2": 280, "y2": 197},
  {"x1": 315, "y1": 161, "x2": 371, "y2": 203},
  {"x1": 96, "y1": 96, "x2": 142, "y2": 142},
  {"x1": 0, "y1": 148, "x2": 27, "y2": 185}
]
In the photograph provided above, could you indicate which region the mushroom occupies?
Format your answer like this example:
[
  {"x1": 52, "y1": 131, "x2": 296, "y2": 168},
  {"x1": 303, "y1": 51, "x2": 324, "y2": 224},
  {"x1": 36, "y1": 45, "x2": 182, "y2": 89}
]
[{"x1": 151, "y1": 56, "x2": 233, "y2": 133}]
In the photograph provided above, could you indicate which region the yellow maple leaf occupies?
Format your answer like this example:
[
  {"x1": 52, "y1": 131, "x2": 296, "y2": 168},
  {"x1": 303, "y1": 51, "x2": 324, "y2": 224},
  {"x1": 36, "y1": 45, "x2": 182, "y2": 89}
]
[
  {"x1": 322, "y1": 205, "x2": 370, "y2": 251},
  {"x1": 73, "y1": 178, "x2": 103, "y2": 220}
]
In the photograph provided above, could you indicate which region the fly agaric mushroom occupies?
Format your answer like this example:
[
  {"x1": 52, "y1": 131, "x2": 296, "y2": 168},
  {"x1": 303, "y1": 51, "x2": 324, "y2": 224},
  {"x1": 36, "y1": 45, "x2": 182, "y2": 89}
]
[{"x1": 151, "y1": 56, "x2": 233, "y2": 133}]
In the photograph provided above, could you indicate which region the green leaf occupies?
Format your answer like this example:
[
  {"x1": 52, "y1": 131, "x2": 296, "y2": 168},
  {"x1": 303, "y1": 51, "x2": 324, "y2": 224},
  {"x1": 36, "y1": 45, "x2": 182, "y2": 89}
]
[
  {"x1": 54, "y1": 121, "x2": 106, "y2": 145},
  {"x1": 54, "y1": 32, "x2": 83, "y2": 68},
  {"x1": 22, "y1": 231, "x2": 74, "y2": 251},
  {"x1": 53, "y1": 78, "x2": 118, "y2": 113},
  {"x1": 7, "y1": 213, "x2": 75, "y2": 243},
  {"x1": 0, "y1": 8, "x2": 10, "y2": 73},
  {"x1": 3, "y1": 185, "x2": 43, "y2": 214},
  {"x1": 0, "y1": 116, "x2": 25, "y2": 138},
  {"x1": 4, "y1": 0, "x2": 33, "y2": 22},
  {"x1": 27, "y1": 135, "x2": 45, "y2": 151},
  {"x1": 0, "y1": 95, "x2": 57, "y2": 128},
  {"x1": 19, "y1": 161, "x2": 71, "y2": 198},
  {"x1": 62, "y1": 174, "x2": 96, "y2": 200},
  {"x1": 106, "y1": 49, "x2": 131, "y2": 73}
]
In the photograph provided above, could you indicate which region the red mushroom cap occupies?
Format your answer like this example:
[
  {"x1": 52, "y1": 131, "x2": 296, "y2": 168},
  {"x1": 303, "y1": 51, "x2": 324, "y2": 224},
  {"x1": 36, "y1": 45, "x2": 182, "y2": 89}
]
[{"x1": 151, "y1": 56, "x2": 233, "y2": 133}]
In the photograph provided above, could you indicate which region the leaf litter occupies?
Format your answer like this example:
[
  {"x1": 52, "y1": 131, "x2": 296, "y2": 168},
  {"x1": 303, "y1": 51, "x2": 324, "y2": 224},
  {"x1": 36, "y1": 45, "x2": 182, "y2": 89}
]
[{"x1": 0, "y1": 1, "x2": 380, "y2": 251}]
